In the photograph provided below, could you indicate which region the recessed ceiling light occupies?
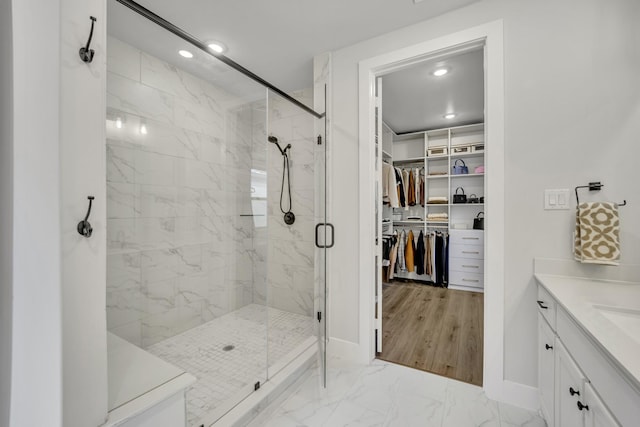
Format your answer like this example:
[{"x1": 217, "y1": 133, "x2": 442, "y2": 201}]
[
  {"x1": 207, "y1": 41, "x2": 227, "y2": 54},
  {"x1": 140, "y1": 123, "x2": 148, "y2": 134},
  {"x1": 178, "y1": 50, "x2": 193, "y2": 59},
  {"x1": 433, "y1": 68, "x2": 449, "y2": 77},
  {"x1": 444, "y1": 113, "x2": 456, "y2": 119}
]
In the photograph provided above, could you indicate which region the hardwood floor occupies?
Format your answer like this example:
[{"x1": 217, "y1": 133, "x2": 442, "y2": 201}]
[{"x1": 377, "y1": 281, "x2": 483, "y2": 386}]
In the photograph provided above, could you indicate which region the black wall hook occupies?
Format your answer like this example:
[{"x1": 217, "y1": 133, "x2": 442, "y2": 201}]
[
  {"x1": 79, "y1": 16, "x2": 97, "y2": 63},
  {"x1": 77, "y1": 196, "x2": 95, "y2": 238}
]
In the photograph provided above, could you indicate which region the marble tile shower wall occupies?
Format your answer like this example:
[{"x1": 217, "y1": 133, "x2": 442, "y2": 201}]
[
  {"x1": 105, "y1": 36, "x2": 263, "y2": 347},
  {"x1": 265, "y1": 89, "x2": 315, "y2": 317}
]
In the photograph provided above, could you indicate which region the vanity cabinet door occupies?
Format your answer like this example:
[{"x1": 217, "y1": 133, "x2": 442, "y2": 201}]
[
  {"x1": 538, "y1": 313, "x2": 555, "y2": 426},
  {"x1": 583, "y1": 383, "x2": 620, "y2": 427},
  {"x1": 555, "y1": 341, "x2": 586, "y2": 427}
]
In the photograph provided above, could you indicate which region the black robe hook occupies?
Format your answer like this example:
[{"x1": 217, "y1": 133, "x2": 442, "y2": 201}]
[
  {"x1": 79, "y1": 16, "x2": 97, "y2": 63},
  {"x1": 77, "y1": 196, "x2": 95, "y2": 238}
]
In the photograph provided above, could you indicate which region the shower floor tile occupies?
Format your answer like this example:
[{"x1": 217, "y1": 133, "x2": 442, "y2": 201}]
[{"x1": 146, "y1": 304, "x2": 314, "y2": 426}]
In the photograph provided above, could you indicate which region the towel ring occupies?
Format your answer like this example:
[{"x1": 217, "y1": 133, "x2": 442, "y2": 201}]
[{"x1": 574, "y1": 182, "x2": 626, "y2": 206}]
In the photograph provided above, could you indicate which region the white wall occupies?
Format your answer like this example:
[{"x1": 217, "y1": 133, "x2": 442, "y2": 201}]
[
  {"x1": 329, "y1": 0, "x2": 640, "y2": 388},
  {"x1": 60, "y1": 0, "x2": 109, "y2": 425},
  {"x1": 0, "y1": 0, "x2": 13, "y2": 425},
  {"x1": 9, "y1": 0, "x2": 64, "y2": 426}
]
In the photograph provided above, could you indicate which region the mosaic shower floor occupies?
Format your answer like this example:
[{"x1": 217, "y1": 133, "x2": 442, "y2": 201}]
[{"x1": 146, "y1": 304, "x2": 315, "y2": 426}]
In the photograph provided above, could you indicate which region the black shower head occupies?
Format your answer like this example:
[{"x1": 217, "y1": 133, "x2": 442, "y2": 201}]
[{"x1": 268, "y1": 135, "x2": 278, "y2": 143}]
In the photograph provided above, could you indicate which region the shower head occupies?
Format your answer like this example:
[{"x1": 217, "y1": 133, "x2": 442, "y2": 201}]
[
  {"x1": 268, "y1": 135, "x2": 278, "y2": 144},
  {"x1": 268, "y1": 135, "x2": 290, "y2": 155}
]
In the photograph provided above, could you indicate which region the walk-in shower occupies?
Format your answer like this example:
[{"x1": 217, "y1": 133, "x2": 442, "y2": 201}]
[{"x1": 105, "y1": 1, "x2": 327, "y2": 424}]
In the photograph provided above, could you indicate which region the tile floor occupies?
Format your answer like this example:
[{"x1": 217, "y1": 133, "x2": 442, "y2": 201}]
[
  {"x1": 146, "y1": 304, "x2": 314, "y2": 425},
  {"x1": 248, "y1": 358, "x2": 547, "y2": 427}
]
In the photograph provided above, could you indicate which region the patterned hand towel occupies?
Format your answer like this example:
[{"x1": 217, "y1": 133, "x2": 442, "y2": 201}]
[{"x1": 574, "y1": 202, "x2": 620, "y2": 265}]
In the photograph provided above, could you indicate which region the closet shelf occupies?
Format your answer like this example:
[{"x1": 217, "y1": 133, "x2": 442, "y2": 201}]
[
  {"x1": 450, "y1": 151, "x2": 484, "y2": 159},
  {"x1": 426, "y1": 174, "x2": 449, "y2": 179},
  {"x1": 393, "y1": 156, "x2": 425, "y2": 164},
  {"x1": 451, "y1": 203, "x2": 485, "y2": 207},
  {"x1": 451, "y1": 173, "x2": 484, "y2": 178}
]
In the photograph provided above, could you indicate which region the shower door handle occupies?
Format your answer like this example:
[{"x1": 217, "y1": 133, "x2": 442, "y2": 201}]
[{"x1": 315, "y1": 223, "x2": 334, "y2": 249}]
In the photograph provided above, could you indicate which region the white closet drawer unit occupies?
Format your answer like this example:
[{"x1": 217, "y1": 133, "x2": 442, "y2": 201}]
[
  {"x1": 449, "y1": 244, "x2": 484, "y2": 260},
  {"x1": 449, "y1": 229, "x2": 484, "y2": 246},
  {"x1": 449, "y1": 257, "x2": 484, "y2": 274},
  {"x1": 449, "y1": 271, "x2": 483, "y2": 288}
]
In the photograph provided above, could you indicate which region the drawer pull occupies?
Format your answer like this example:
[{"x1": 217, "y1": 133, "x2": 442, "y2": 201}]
[
  {"x1": 545, "y1": 344, "x2": 553, "y2": 350},
  {"x1": 462, "y1": 279, "x2": 479, "y2": 283},
  {"x1": 462, "y1": 265, "x2": 479, "y2": 268},
  {"x1": 462, "y1": 251, "x2": 479, "y2": 254},
  {"x1": 537, "y1": 300, "x2": 548, "y2": 309},
  {"x1": 569, "y1": 387, "x2": 580, "y2": 396},
  {"x1": 577, "y1": 401, "x2": 589, "y2": 411}
]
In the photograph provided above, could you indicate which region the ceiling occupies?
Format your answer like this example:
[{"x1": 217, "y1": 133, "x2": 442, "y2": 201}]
[
  {"x1": 381, "y1": 48, "x2": 484, "y2": 134},
  {"x1": 107, "y1": 0, "x2": 480, "y2": 98}
]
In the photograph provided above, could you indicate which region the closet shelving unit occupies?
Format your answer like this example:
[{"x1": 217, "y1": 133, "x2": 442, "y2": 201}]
[{"x1": 384, "y1": 122, "x2": 485, "y2": 284}]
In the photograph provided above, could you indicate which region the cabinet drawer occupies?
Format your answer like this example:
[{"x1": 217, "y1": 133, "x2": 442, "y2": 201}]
[
  {"x1": 449, "y1": 257, "x2": 484, "y2": 274},
  {"x1": 449, "y1": 229, "x2": 484, "y2": 245},
  {"x1": 449, "y1": 243, "x2": 484, "y2": 259},
  {"x1": 537, "y1": 284, "x2": 557, "y2": 330},
  {"x1": 449, "y1": 270, "x2": 483, "y2": 288},
  {"x1": 538, "y1": 313, "x2": 556, "y2": 427}
]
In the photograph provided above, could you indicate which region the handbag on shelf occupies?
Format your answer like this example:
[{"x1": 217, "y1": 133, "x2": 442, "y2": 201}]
[
  {"x1": 468, "y1": 194, "x2": 479, "y2": 203},
  {"x1": 473, "y1": 212, "x2": 485, "y2": 230},
  {"x1": 452, "y1": 159, "x2": 469, "y2": 175},
  {"x1": 453, "y1": 187, "x2": 467, "y2": 204}
]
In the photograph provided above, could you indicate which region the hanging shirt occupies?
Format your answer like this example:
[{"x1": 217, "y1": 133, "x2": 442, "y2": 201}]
[
  {"x1": 384, "y1": 163, "x2": 400, "y2": 208},
  {"x1": 397, "y1": 230, "x2": 406, "y2": 271},
  {"x1": 401, "y1": 169, "x2": 410, "y2": 210},
  {"x1": 395, "y1": 167, "x2": 406, "y2": 208},
  {"x1": 405, "y1": 230, "x2": 415, "y2": 272},
  {"x1": 407, "y1": 169, "x2": 416, "y2": 206}
]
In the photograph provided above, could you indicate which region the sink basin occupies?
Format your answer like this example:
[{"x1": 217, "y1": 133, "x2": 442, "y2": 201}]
[{"x1": 593, "y1": 305, "x2": 640, "y2": 344}]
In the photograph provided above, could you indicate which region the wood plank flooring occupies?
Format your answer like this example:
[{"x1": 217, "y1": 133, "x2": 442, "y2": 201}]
[{"x1": 377, "y1": 281, "x2": 483, "y2": 386}]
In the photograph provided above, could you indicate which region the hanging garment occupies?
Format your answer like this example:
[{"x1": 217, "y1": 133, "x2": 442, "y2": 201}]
[
  {"x1": 405, "y1": 230, "x2": 415, "y2": 272},
  {"x1": 419, "y1": 174, "x2": 425, "y2": 207},
  {"x1": 395, "y1": 167, "x2": 406, "y2": 208},
  {"x1": 401, "y1": 169, "x2": 410, "y2": 209},
  {"x1": 416, "y1": 231, "x2": 425, "y2": 275},
  {"x1": 444, "y1": 233, "x2": 449, "y2": 286},
  {"x1": 389, "y1": 234, "x2": 399, "y2": 279},
  {"x1": 425, "y1": 233, "x2": 432, "y2": 276},
  {"x1": 414, "y1": 168, "x2": 420, "y2": 205},
  {"x1": 407, "y1": 169, "x2": 416, "y2": 206},
  {"x1": 384, "y1": 163, "x2": 400, "y2": 208},
  {"x1": 435, "y1": 233, "x2": 445, "y2": 286},
  {"x1": 397, "y1": 230, "x2": 406, "y2": 271}
]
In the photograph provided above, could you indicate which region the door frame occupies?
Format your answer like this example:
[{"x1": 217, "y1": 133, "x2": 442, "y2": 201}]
[{"x1": 357, "y1": 20, "x2": 505, "y2": 401}]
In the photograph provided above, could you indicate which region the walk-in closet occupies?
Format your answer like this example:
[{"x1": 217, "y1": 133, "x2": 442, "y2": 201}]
[{"x1": 375, "y1": 46, "x2": 486, "y2": 386}]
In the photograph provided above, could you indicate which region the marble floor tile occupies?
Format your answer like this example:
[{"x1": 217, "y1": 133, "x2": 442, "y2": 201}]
[{"x1": 252, "y1": 358, "x2": 546, "y2": 427}]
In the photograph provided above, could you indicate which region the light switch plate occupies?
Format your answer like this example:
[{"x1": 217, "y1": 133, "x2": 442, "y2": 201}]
[{"x1": 544, "y1": 189, "x2": 571, "y2": 210}]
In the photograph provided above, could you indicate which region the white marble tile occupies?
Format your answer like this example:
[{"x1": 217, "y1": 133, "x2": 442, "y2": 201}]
[
  {"x1": 142, "y1": 278, "x2": 177, "y2": 314},
  {"x1": 106, "y1": 287, "x2": 147, "y2": 329},
  {"x1": 383, "y1": 393, "x2": 443, "y2": 427},
  {"x1": 324, "y1": 400, "x2": 387, "y2": 427},
  {"x1": 106, "y1": 145, "x2": 135, "y2": 184},
  {"x1": 175, "y1": 216, "x2": 211, "y2": 246},
  {"x1": 107, "y1": 182, "x2": 136, "y2": 219},
  {"x1": 270, "y1": 238, "x2": 314, "y2": 268},
  {"x1": 269, "y1": 286, "x2": 313, "y2": 317},
  {"x1": 107, "y1": 218, "x2": 137, "y2": 253},
  {"x1": 135, "y1": 150, "x2": 174, "y2": 186},
  {"x1": 107, "y1": 252, "x2": 141, "y2": 291},
  {"x1": 174, "y1": 158, "x2": 224, "y2": 190},
  {"x1": 177, "y1": 187, "x2": 205, "y2": 217},
  {"x1": 498, "y1": 402, "x2": 547, "y2": 427},
  {"x1": 108, "y1": 320, "x2": 142, "y2": 347},
  {"x1": 174, "y1": 97, "x2": 224, "y2": 138},
  {"x1": 136, "y1": 184, "x2": 176, "y2": 218},
  {"x1": 441, "y1": 379, "x2": 501, "y2": 427},
  {"x1": 141, "y1": 304, "x2": 203, "y2": 347},
  {"x1": 140, "y1": 248, "x2": 180, "y2": 284},
  {"x1": 176, "y1": 273, "x2": 208, "y2": 307},
  {"x1": 107, "y1": 72, "x2": 174, "y2": 125},
  {"x1": 268, "y1": 214, "x2": 315, "y2": 243},
  {"x1": 136, "y1": 217, "x2": 175, "y2": 250},
  {"x1": 140, "y1": 52, "x2": 199, "y2": 103},
  {"x1": 107, "y1": 36, "x2": 140, "y2": 81}
]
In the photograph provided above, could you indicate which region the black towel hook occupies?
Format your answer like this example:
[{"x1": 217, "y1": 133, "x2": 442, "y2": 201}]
[
  {"x1": 77, "y1": 196, "x2": 95, "y2": 238},
  {"x1": 79, "y1": 16, "x2": 97, "y2": 63}
]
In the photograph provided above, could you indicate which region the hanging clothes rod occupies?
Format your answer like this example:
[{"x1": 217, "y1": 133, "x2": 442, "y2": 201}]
[
  {"x1": 113, "y1": 0, "x2": 325, "y2": 120},
  {"x1": 574, "y1": 182, "x2": 626, "y2": 206}
]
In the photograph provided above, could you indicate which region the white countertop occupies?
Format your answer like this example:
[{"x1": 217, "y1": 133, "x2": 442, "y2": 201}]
[{"x1": 535, "y1": 274, "x2": 640, "y2": 390}]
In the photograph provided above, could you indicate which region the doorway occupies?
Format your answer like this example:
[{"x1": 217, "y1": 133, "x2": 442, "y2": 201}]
[{"x1": 358, "y1": 21, "x2": 505, "y2": 396}]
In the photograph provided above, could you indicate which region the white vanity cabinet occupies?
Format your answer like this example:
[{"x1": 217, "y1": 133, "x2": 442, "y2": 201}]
[{"x1": 536, "y1": 283, "x2": 623, "y2": 427}]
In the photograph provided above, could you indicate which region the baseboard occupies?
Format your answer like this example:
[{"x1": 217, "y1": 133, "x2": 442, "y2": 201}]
[
  {"x1": 327, "y1": 337, "x2": 362, "y2": 363},
  {"x1": 499, "y1": 380, "x2": 540, "y2": 412}
]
